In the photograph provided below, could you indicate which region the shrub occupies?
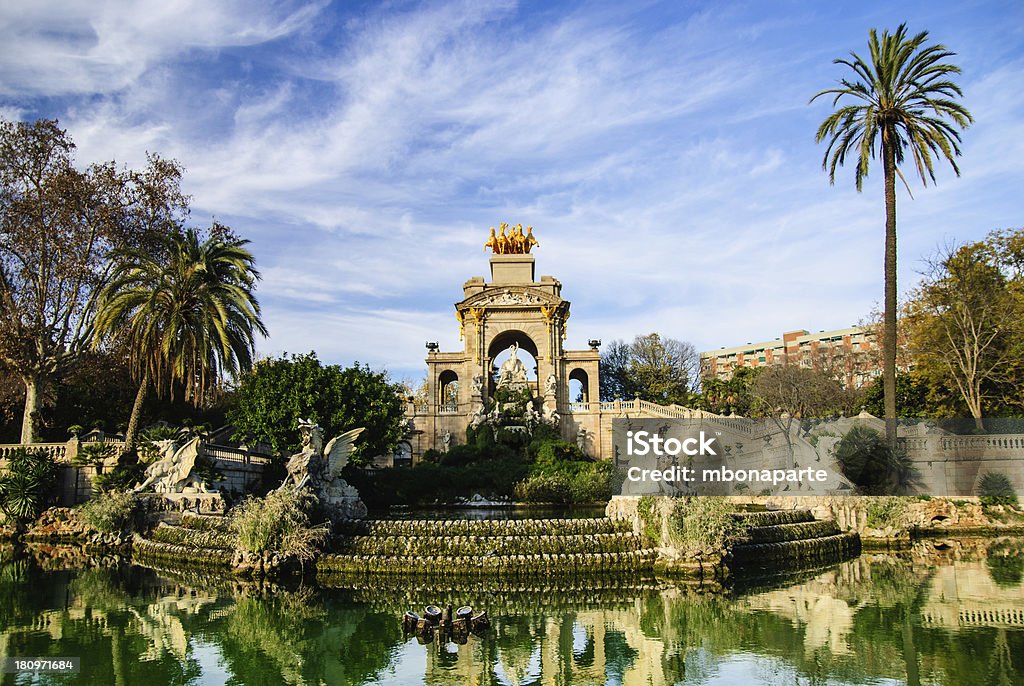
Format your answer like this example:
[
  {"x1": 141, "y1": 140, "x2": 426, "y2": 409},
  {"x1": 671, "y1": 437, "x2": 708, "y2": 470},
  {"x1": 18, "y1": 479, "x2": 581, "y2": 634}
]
[
  {"x1": 0, "y1": 449, "x2": 59, "y2": 523},
  {"x1": 569, "y1": 461, "x2": 614, "y2": 502},
  {"x1": 514, "y1": 474, "x2": 573, "y2": 503},
  {"x1": 865, "y1": 496, "x2": 908, "y2": 529},
  {"x1": 978, "y1": 472, "x2": 1018, "y2": 507},
  {"x1": 92, "y1": 462, "x2": 146, "y2": 494},
  {"x1": 835, "y1": 425, "x2": 915, "y2": 495},
  {"x1": 669, "y1": 496, "x2": 744, "y2": 557},
  {"x1": 72, "y1": 442, "x2": 113, "y2": 468},
  {"x1": 637, "y1": 495, "x2": 660, "y2": 547},
  {"x1": 78, "y1": 491, "x2": 149, "y2": 533},
  {"x1": 231, "y1": 489, "x2": 328, "y2": 561}
]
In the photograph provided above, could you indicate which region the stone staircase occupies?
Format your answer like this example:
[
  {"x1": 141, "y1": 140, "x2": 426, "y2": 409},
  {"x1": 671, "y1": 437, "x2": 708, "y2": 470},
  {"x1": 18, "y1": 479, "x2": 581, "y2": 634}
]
[
  {"x1": 132, "y1": 514, "x2": 657, "y2": 578},
  {"x1": 132, "y1": 514, "x2": 235, "y2": 569},
  {"x1": 728, "y1": 509, "x2": 860, "y2": 570},
  {"x1": 322, "y1": 517, "x2": 656, "y2": 577}
]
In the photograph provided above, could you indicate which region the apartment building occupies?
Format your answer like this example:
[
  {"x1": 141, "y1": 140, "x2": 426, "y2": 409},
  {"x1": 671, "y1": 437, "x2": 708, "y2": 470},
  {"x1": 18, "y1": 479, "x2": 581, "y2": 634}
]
[{"x1": 701, "y1": 326, "x2": 880, "y2": 388}]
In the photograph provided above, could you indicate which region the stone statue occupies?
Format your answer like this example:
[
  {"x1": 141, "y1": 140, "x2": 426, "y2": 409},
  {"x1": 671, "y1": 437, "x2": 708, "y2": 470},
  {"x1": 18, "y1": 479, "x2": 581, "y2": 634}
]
[
  {"x1": 441, "y1": 429, "x2": 452, "y2": 452},
  {"x1": 577, "y1": 427, "x2": 587, "y2": 453},
  {"x1": 279, "y1": 419, "x2": 367, "y2": 519},
  {"x1": 543, "y1": 404, "x2": 560, "y2": 426},
  {"x1": 497, "y1": 342, "x2": 528, "y2": 387},
  {"x1": 545, "y1": 373, "x2": 557, "y2": 397},
  {"x1": 133, "y1": 437, "x2": 210, "y2": 494},
  {"x1": 472, "y1": 374, "x2": 484, "y2": 395},
  {"x1": 524, "y1": 401, "x2": 540, "y2": 430}
]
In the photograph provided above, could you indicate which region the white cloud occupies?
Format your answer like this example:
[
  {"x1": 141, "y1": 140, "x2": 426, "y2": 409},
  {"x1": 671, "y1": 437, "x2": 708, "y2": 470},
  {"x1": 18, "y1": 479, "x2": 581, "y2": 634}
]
[
  {"x1": 0, "y1": 0, "x2": 324, "y2": 96},
  {"x1": 3, "y1": 1, "x2": 1020, "y2": 377}
]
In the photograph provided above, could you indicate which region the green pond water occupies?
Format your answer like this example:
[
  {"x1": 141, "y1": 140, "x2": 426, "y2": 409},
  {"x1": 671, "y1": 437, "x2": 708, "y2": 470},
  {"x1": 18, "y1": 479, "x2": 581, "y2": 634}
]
[{"x1": 2, "y1": 538, "x2": 1023, "y2": 685}]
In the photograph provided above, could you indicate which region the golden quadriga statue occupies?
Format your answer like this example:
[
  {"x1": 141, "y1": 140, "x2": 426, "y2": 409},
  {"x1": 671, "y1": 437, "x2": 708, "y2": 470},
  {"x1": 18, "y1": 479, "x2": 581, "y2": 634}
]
[{"x1": 485, "y1": 223, "x2": 539, "y2": 254}]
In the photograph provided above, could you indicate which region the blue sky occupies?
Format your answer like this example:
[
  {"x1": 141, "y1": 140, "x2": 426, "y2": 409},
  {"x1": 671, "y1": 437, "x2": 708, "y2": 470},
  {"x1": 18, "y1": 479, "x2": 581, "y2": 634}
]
[{"x1": 2, "y1": 0, "x2": 1022, "y2": 382}]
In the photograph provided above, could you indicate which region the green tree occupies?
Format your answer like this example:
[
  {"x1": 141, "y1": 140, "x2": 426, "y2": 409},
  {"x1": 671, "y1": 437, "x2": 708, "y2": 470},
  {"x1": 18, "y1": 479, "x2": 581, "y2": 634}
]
[
  {"x1": 92, "y1": 227, "x2": 267, "y2": 453},
  {"x1": 599, "y1": 333, "x2": 697, "y2": 405},
  {"x1": 0, "y1": 119, "x2": 188, "y2": 442},
  {"x1": 860, "y1": 372, "x2": 931, "y2": 419},
  {"x1": 812, "y1": 24, "x2": 972, "y2": 443},
  {"x1": 227, "y1": 352, "x2": 405, "y2": 465},
  {"x1": 904, "y1": 239, "x2": 1023, "y2": 431},
  {"x1": 696, "y1": 367, "x2": 759, "y2": 416}
]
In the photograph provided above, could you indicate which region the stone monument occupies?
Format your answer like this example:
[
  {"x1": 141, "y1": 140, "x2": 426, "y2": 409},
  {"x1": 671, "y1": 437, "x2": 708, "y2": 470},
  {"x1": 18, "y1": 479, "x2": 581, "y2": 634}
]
[
  {"x1": 407, "y1": 223, "x2": 601, "y2": 460},
  {"x1": 278, "y1": 419, "x2": 367, "y2": 520},
  {"x1": 133, "y1": 436, "x2": 225, "y2": 513}
]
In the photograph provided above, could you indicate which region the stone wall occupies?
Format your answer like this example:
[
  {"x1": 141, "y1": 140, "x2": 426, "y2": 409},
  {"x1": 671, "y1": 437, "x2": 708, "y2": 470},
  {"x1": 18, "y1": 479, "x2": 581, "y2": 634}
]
[
  {"x1": 608, "y1": 494, "x2": 1023, "y2": 539},
  {"x1": 0, "y1": 440, "x2": 269, "y2": 505}
]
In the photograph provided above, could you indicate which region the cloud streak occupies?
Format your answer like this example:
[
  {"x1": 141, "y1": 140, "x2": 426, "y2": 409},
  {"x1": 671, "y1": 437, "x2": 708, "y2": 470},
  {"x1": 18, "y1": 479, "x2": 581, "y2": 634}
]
[{"x1": 1, "y1": 0, "x2": 1020, "y2": 380}]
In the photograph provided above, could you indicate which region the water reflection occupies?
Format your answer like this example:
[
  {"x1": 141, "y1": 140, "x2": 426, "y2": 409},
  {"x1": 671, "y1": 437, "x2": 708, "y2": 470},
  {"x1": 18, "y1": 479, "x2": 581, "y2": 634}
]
[{"x1": 1, "y1": 538, "x2": 1023, "y2": 685}]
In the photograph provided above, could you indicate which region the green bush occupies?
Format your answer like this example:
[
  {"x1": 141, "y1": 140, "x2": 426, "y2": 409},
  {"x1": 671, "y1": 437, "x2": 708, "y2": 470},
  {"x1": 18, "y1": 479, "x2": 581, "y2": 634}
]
[
  {"x1": 670, "y1": 496, "x2": 744, "y2": 556},
  {"x1": 865, "y1": 496, "x2": 908, "y2": 529},
  {"x1": 514, "y1": 474, "x2": 573, "y2": 503},
  {"x1": 0, "y1": 449, "x2": 59, "y2": 523},
  {"x1": 77, "y1": 491, "x2": 149, "y2": 534},
  {"x1": 637, "y1": 495, "x2": 660, "y2": 547},
  {"x1": 978, "y1": 472, "x2": 1018, "y2": 507},
  {"x1": 71, "y1": 442, "x2": 114, "y2": 468},
  {"x1": 92, "y1": 462, "x2": 146, "y2": 494},
  {"x1": 231, "y1": 489, "x2": 328, "y2": 560},
  {"x1": 351, "y1": 430, "x2": 612, "y2": 506},
  {"x1": 835, "y1": 425, "x2": 915, "y2": 495}
]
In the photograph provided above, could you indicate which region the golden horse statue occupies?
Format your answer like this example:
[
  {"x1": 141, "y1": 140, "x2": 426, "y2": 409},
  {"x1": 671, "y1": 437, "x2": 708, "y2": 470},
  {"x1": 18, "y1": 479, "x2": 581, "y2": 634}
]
[{"x1": 485, "y1": 222, "x2": 539, "y2": 254}]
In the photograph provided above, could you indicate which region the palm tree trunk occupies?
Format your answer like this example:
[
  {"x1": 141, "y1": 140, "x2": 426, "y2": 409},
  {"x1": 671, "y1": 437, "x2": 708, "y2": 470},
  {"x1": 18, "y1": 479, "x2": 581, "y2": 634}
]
[
  {"x1": 123, "y1": 369, "x2": 149, "y2": 455},
  {"x1": 19, "y1": 375, "x2": 40, "y2": 444},
  {"x1": 882, "y1": 131, "x2": 898, "y2": 446}
]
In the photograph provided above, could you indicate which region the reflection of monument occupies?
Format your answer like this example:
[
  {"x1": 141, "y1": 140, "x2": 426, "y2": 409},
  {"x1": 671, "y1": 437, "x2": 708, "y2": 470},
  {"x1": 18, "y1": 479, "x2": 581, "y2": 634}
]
[{"x1": 405, "y1": 224, "x2": 601, "y2": 459}]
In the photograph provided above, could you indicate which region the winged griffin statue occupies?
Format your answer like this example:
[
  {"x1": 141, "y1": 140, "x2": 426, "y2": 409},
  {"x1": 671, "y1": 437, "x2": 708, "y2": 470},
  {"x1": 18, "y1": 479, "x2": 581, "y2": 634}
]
[
  {"x1": 278, "y1": 419, "x2": 367, "y2": 520},
  {"x1": 133, "y1": 437, "x2": 210, "y2": 494}
]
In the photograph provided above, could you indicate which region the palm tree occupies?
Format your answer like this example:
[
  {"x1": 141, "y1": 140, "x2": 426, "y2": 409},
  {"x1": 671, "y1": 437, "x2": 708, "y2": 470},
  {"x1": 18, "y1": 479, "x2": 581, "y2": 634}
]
[
  {"x1": 811, "y1": 24, "x2": 971, "y2": 443},
  {"x1": 93, "y1": 227, "x2": 268, "y2": 453}
]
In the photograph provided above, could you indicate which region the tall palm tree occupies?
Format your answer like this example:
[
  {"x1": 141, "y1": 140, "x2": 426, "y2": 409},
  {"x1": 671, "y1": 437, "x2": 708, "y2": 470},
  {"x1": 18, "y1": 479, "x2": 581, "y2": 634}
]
[
  {"x1": 93, "y1": 227, "x2": 268, "y2": 452},
  {"x1": 811, "y1": 24, "x2": 971, "y2": 443}
]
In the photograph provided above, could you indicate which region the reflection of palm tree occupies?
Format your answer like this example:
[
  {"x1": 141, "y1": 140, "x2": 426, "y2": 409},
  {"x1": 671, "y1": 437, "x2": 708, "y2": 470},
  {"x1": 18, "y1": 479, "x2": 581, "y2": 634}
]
[{"x1": 987, "y1": 629, "x2": 1015, "y2": 686}]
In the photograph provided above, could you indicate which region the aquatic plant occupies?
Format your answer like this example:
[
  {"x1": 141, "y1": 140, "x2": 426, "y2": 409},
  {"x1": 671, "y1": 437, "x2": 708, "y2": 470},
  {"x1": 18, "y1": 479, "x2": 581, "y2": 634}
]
[
  {"x1": 77, "y1": 490, "x2": 149, "y2": 534},
  {"x1": 670, "y1": 497, "x2": 745, "y2": 557},
  {"x1": 231, "y1": 488, "x2": 327, "y2": 561}
]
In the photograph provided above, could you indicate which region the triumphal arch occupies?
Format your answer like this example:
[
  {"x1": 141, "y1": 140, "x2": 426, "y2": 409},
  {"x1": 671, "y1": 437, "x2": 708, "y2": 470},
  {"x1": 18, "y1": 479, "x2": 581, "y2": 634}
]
[{"x1": 404, "y1": 224, "x2": 601, "y2": 459}]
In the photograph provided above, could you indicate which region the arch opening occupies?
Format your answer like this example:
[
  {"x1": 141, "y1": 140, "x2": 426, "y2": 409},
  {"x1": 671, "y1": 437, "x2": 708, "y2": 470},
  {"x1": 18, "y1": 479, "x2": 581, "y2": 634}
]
[
  {"x1": 489, "y1": 330, "x2": 539, "y2": 386},
  {"x1": 438, "y1": 369, "x2": 459, "y2": 410},
  {"x1": 569, "y1": 368, "x2": 590, "y2": 403}
]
